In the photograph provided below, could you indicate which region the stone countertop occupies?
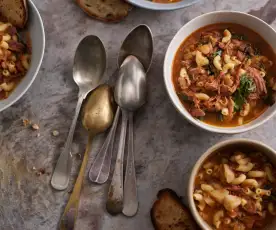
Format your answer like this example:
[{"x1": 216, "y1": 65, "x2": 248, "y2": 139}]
[{"x1": 1, "y1": 0, "x2": 276, "y2": 229}]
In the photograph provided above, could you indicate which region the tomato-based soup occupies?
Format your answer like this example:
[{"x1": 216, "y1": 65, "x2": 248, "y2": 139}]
[
  {"x1": 194, "y1": 149, "x2": 276, "y2": 230},
  {"x1": 172, "y1": 23, "x2": 276, "y2": 127},
  {"x1": 0, "y1": 22, "x2": 31, "y2": 100}
]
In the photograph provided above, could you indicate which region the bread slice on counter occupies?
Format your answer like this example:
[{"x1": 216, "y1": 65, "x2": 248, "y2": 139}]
[
  {"x1": 76, "y1": 0, "x2": 132, "y2": 22},
  {"x1": 151, "y1": 189, "x2": 200, "y2": 230},
  {"x1": 0, "y1": 0, "x2": 28, "y2": 28}
]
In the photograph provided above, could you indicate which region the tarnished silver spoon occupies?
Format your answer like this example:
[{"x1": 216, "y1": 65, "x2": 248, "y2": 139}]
[
  {"x1": 88, "y1": 25, "x2": 153, "y2": 185},
  {"x1": 106, "y1": 56, "x2": 146, "y2": 215},
  {"x1": 51, "y1": 36, "x2": 106, "y2": 191}
]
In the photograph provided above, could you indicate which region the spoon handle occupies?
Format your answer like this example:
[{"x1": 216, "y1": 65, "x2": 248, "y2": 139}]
[
  {"x1": 106, "y1": 109, "x2": 128, "y2": 215},
  {"x1": 51, "y1": 94, "x2": 85, "y2": 191},
  {"x1": 123, "y1": 112, "x2": 138, "y2": 217},
  {"x1": 59, "y1": 134, "x2": 94, "y2": 230},
  {"x1": 88, "y1": 107, "x2": 121, "y2": 184}
]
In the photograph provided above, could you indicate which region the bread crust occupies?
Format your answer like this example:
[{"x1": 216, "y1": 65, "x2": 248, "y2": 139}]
[
  {"x1": 151, "y1": 189, "x2": 200, "y2": 230},
  {"x1": 75, "y1": 0, "x2": 132, "y2": 22},
  {"x1": 22, "y1": 0, "x2": 28, "y2": 28},
  {"x1": 0, "y1": 0, "x2": 28, "y2": 28}
]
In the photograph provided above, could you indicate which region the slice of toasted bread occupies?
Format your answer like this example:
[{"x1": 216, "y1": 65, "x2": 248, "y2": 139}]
[
  {"x1": 151, "y1": 189, "x2": 200, "y2": 230},
  {"x1": 0, "y1": 0, "x2": 28, "y2": 28},
  {"x1": 76, "y1": 0, "x2": 132, "y2": 22}
]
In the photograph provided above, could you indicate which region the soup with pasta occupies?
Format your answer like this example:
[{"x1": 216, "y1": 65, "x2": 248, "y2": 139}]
[
  {"x1": 194, "y1": 149, "x2": 276, "y2": 229},
  {"x1": 173, "y1": 23, "x2": 276, "y2": 127}
]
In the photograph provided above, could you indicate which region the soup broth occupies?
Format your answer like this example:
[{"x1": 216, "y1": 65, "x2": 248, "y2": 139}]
[
  {"x1": 194, "y1": 149, "x2": 276, "y2": 229},
  {"x1": 172, "y1": 23, "x2": 276, "y2": 127}
]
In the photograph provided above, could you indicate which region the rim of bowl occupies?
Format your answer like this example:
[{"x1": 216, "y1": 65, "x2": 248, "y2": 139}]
[
  {"x1": 126, "y1": 0, "x2": 200, "y2": 11},
  {"x1": 164, "y1": 11, "x2": 276, "y2": 134},
  {"x1": 0, "y1": 0, "x2": 45, "y2": 112},
  {"x1": 187, "y1": 138, "x2": 276, "y2": 230}
]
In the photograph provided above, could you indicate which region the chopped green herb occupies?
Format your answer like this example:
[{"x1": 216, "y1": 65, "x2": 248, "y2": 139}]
[
  {"x1": 264, "y1": 184, "x2": 273, "y2": 190},
  {"x1": 217, "y1": 113, "x2": 224, "y2": 122},
  {"x1": 232, "y1": 34, "x2": 246, "y2": 41},
  {"x1": 206, "y1": 64, "x2": 215, "y2": 76},
  {"x1": 254, "y1": 47, "x2": 261, "y2": 56},
  {"x1": 178, "y1": 93, "x2": 190, "y2": 102},
  {"x1": 268, "y1": 193, "x2": 276, "y2": 201},
  {"x1": 213, "y1": 49, "x2": 222, "y2": 57},
  {"x1": 198, "y1": 116, "x2": 205, "y2": 121},
  {"x1": 233, "y1": 75, "x2": 256, "y2": 111},
  {"x1": 265, "y1": 86, "x2": 276, "y2": 106},
  {"x1": 260, "y1": 62, "x2": 265, "y2": 71}
]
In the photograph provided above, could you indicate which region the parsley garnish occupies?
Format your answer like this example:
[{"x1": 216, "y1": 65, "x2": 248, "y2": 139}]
[
  {"x1": 254, "y1": 47, "x2": 261, "y2": 56},
  {"x1": 233, "y1": 75, "x2": 256, "y2": 111},
  {"x1": 213, "y1": 49, "x2": 222, "y2": 57},
  {"x1": 198, "y1": 116, "x2": 205, "y2": 121},
  {"x1": 178, "y1": 93, "x2": 190, "y2": 102},
  {"x1": 217, "y1": 113, "x2": 224, "y2": 121},
  {"x1": 232, "y1": 34, "x2": 246, "y2": 41}
]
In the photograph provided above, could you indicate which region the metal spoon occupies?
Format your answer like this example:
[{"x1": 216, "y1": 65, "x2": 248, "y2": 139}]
[
  {"x1": 59, "y1": 85, "x2": 115, "y2": 230},
  {"x1": 106, "y1": 56, "x2": 147, "y2": 215},
  {"x1": 88, "y1": 25, "x2": 153, "y2": 185},
  {"x1": 51, "y1": 36, "x2": 106, "y2": 191}
]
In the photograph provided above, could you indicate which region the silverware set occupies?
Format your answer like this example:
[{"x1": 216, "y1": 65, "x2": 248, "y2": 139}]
[{"x1": 50, "y1": 25, "x2": 153, "y2": 229}]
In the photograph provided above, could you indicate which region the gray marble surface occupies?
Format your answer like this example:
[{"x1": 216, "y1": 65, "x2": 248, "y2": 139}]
[{"x1": 1, "y1": 0, "x2": 276, "y2": 229}]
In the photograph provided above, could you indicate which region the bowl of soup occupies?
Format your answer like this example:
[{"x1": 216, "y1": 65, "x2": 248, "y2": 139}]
[
  {"x1": 188, "y1": 139, "x2": 276, "y2": 230},
  {"x1": 164, "y1": 11, "x2": 276, "y2": 133},
  {"x1": 126, "y1": 0, "x2": 200, "y2": 10},
  {"x1": 0, "y1": 0, "x2": 45, "y2": 112}
]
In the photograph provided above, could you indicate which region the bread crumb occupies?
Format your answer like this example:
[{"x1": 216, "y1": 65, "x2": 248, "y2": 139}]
[
  {"x1": 39, "y1": 168, "x2": 46, "y2": 174},
  {"x1": 52, "y1": 130, "x2": 59, "y2": 136},
  {"x1": 37, "y1": 133, "x2": 40, "y2": 137},
  {"x1": 22, "y1": 119, "x2": 30, "y2": 127},
  {"x1": 32, "y1": 124, "x2": 39, "y2": 130},
  {"x1": 32, "y1": 166, "x2": 36, "y2": 171}
]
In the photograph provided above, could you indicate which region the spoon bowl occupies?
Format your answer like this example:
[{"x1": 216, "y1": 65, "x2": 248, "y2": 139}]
[
  {"x1": 118, "y1": 25, "x2": 153, "y2": 73},
  {"x1": 82, "y1": 85, "x2": 115, "y2": 132},
  {"x1": 115, "y1": 55, "x2": 146, "y2": 111},
  {"x1": 73, "y1": 36, "x2": 107, "y2": 94}
]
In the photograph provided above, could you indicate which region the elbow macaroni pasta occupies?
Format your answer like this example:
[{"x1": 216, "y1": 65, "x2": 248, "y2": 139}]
[
  {"x1": 224, "y1": 164, "x2": 235, "y2": 183},
  {"x1": 231, "y1": 174, "x2": 246, "y2": 185},
  {"x1": 195, "y1": 50, "x2": 209, "y2": 67},
  {"x1": 222, "y1": 62, "x2": 235, "y2": 74},
  {"x1": 247, "y1": 170, "x2": 266, "y2": 178},
  {"x1": 268, "y1": 203, "x2": 276, "y2": 215},
  {"x1": 265, "y1": 165, "x2": 275, "y2": 182},
  {"x1": 256, "y1": 188, "x2": 271, "y2": 196},
  {"x1": 213, "y1": 210, "x2": 224, "y2": 229},
  {"x1": 201, "y1": 184, "x2": 214, "y2": 192},
  {"x1": 194, "y1": 149, "x2": 276, "y2": 229},
  {"x1": 236, "y1": 162, "x2": 254, "y2": 172},
  {"x1": 0, "y1": 22, "x2": 31, "y2": 100},
  {"x1": 242, "y1": 179, "x2": 259, "y2": 188},
  {"x1": 213, "y1": 55, "x2": 222, "y2": 71},
  {"x1": 222, "y1": 29, "x2": 232, "y2": 43}
]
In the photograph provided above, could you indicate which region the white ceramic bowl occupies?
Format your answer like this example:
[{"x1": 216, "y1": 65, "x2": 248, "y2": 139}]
[
  {"x1": 126, "y1": 0, "x2": 200, "y2": 11},
  {"x1": 188, "y1": 139, "x2": 276, "y2": 230},
  {"x1": 164, "y1": 11, "x2": 276, "y2": 133},
  {"x1": 0, "y1": 0, "x2": 45, "y2": 112}
]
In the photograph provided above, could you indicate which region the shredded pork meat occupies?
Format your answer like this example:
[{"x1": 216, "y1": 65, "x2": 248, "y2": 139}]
[{"x1": 176, "y1": 26, "x2": 276, "y2": 124}]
